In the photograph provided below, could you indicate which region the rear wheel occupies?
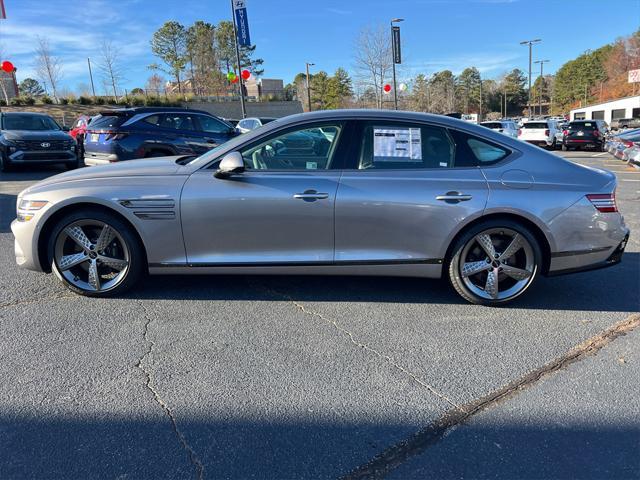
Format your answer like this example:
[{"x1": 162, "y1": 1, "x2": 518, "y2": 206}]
[
  {"x1": 0, "y1": 153, "x2": 11, "y2": 172},
  {"x1": 48, "y1": 209, "x2": 144, "y2": 297},
  {"x1": 448, "y1": 220, "x2": 542, "y2": 306}
]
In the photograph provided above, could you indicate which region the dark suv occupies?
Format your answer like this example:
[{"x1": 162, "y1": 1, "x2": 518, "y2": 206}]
[
  {"x1": 562, "y1": 119, "x2": 609, "y2": 152},
  {"x1": 0, "y1": 112, "x2": 78, "y2": 172},
  {"x1": 84, "y1": 107, "x2": 237, "y2": 166}
]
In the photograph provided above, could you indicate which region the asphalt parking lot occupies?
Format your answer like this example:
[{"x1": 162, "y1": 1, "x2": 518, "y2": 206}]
[{"x1": 0, "y1": 151, "x2": 638, "y2": 479}]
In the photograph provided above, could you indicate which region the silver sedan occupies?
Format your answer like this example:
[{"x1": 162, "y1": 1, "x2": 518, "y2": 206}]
[{"x1": 11, "y1": 110, "x2": 630, "y2": 305}]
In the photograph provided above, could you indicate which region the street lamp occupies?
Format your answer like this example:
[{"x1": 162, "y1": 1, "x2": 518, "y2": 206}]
[
  {"x1": 305, "y1": 62, "x2": 315, "y2": 112},
  {"x1": 534, "y1": 59, "x2": 549, "y2": 117},
  {"x1": 391, "y1": 18, "x2": 404, "y2": 110},
  {"x1": 520, "y1": 38, "x2": 541, "y2": 118}
]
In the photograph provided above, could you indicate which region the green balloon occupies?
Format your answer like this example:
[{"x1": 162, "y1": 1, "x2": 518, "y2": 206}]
[{"x1": 227, "y1": 71, "x2": 236, "y2": 81}]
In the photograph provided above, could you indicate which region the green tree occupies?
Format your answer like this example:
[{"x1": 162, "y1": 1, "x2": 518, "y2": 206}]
[
  {"x1": 215, "y1": 21, "x2": 264, "y2": 77},
  {"x1": 151, "y1": 21, "x2": 188, "y2": 93},
  {"x1": 130, "y1": 87, "x2": 144, "y2": 95},
  {"x1": 501, "y1": 68, "x2": 527, "y2": 115},
  {"x1": 187, "y1": 21, "x2": 217, "y2": 95},
  {"x1": 310, "y1": 71, "x2": 331, "y2": 109},
  {"x1": 456, "y1": 67, "x2": 481, "y2": 113},
  {"x1": 410, "y1": 74, "x2": 430, "y2": 111},
  {"x1": 326, "y1": 68, "x2": 353, "y2": 108},
  {"x1": 19, "y1": 78, "x2": 44, "y2": 97}
]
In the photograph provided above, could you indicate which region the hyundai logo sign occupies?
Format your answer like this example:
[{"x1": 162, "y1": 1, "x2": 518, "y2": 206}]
[{"x1": 40, "y1": 142, "x2": 50, "y2": 148}]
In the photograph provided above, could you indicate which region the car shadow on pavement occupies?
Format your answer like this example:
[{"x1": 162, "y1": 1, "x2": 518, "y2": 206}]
[
  {"x1": 0, "y1": 193, "x2": 17, "y2": 233},
  {"x1": 1, "y1": 415, "x2": 638, "y2": 479},
  {"x1": 127, "y1": 252, "x2": 639, "y2": 312}
]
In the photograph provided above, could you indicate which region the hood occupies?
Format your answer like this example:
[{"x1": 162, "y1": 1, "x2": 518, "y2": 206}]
[
  {"x1": 2, "y1": 130, "x2": 72, "y2": 141},
  {"x1": 27, "y1": 156, "x2": 185, "y2": 190}
]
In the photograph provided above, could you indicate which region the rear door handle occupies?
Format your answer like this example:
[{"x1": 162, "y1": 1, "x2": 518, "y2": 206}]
[
  {"x1": 436, "y1": 192, "x2": 473, "y2": 203},
  {"x1": 293, "y1": 189, "x2": 329, "y2": 201}
]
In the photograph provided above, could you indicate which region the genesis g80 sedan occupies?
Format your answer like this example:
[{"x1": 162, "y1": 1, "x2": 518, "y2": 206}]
[{"x1": 12, "y1": 110, "x2": 629, "y2": 305}]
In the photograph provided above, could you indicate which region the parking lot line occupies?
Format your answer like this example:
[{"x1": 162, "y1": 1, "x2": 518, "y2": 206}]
[{"x1": 592, "y1": 152, "x2": 609, "y2": 157}]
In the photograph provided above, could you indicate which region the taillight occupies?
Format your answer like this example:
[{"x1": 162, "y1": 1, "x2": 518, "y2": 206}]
[
  {"x1": 563, "y1": 130, "x2": 568, "y2": 136},
  {"x1": 104, "y1": 131, "x2": 128, "y2": 141},
  {"x1": 517, "y1": 128, "x2": 522, "y2": 136},
  {"x1": 586, "y1": 192, "x2": 618, "y2": 213},
  {"x1": 544, "y1": 129, "x2": 550, "y2": 136},
  {"x1": 622, "y1": 140, "x2": 633, "y2": 147},
  {"x1": 593, "y1": 129, "x2": 600, "y2": 137}
]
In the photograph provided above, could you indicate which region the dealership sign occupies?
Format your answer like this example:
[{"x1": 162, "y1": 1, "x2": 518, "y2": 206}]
[
  {"x1": 233, "y1": 0, "x2": 251, "y2": 47},
  {"x1": 628, "y1": 69, "x2": 640, "y2": 83}
]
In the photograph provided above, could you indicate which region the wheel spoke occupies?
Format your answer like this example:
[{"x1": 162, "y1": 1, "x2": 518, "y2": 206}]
[
  {"x1": 475, "y1": 234, "x2": 496, "y2": 258},
  {"x1": 484, "y1": 269, "x2": 499, "y2": 299},
  {"x1": 64, "y1": 226, "x2": 92, "y2": 251},
  {"x1": 499, "y1": 234, "x2": 524, "y2": 261},
  {"x1": 88, "y1": 260, "x2": 101, "y2": 291},
  {"x1": 59, "y1": 252, "x2": 89, "y2": 271},
  {"x1": 502, "y1": 264, "x2": 532, "y2": 281},
  {"x1": 97, "y1": 255, "x2": 128, "y2": 271},
  {"x1": 462, "y1": 261, "x2": 491, "y2": 277},
  {"x1": 95, "y1": 224, "x2": 116, "y2": 252}
]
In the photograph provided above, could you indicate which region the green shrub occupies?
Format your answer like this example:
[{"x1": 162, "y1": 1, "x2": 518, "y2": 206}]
[
  {"x1": 59, "y1": 98, "x2": 69, "y2": 105},
  {"x1": 41, "y1": 96, "x2": 53, "y2": 104},
  {"x1": 78, "y1": 96, "x2": 93, "y2": 105},
  {"x1": 23, "y1": 96, "x2": 36, "y2": 106},
  {"x1": 0, "y1": 99, "x2": 6, "y2": 106},
  {"x1": 9, "y1": 97, "x2": 23, "y2": 106},
  {"x1": 144, "y1": 97, "x2": 163, "y2": 106},
  {"x1": 94, "y1": 97, "x2": 105, "y2": 105},
  {"x1": 130, "y1": 96, "x2": 145, "y2": 106}
]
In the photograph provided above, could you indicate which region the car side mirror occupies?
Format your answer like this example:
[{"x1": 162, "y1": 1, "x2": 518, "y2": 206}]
[{"x1": 214, "y1": 151, "x2": 245, "y2": 179}]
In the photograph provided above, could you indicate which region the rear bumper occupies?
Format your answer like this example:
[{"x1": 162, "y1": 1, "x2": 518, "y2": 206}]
[
  {"x1": 547, "y1": 234, "x2": 629, "y2": 276},
  {"x1": 524, "y1": 139, "x2": 553, "y2": 147},
  {"x1": 564, "y1": 139, "x2": 602, "y2": 148},
  {"x1": 84, "y1": 151, "x2": 120, "y2": 166}
]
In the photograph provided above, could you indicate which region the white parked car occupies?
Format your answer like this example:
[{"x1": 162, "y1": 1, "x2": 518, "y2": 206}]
[
  {"x1": 518, "y1": 119, "x2": 561, "y2": 149},
  {"x1": 480, "y1": 120, "x2": 518, "y2": 139},
  {"x1": 235, "y1": 117, "x2": 276, "y2": 134}
]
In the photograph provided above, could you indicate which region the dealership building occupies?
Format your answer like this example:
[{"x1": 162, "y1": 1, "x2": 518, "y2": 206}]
[{"x1": 570, "y1": 95, "x2": 640, "y2": 123}]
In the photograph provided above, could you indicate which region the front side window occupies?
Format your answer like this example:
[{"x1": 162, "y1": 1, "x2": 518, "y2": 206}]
[
  {"x1": 239, "y1": 123, "x2": 342, "y2": 170},
  {"x1": 358, "y1": 123, "x2": 455, "y2": 169}
]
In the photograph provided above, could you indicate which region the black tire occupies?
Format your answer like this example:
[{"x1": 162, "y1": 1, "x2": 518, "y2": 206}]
[
  {"x1": 447, "y1": 219, "x2": 542, "y2": 306},
  {"x1": 0, "y1": 153, "x2": 11, "y2": 172},
  {"x1": 48, "y1": 208, "x2": 145, "y2": 297},
  {"x1": 65, "y1": 159, "x2": 80, "y2": 170}
]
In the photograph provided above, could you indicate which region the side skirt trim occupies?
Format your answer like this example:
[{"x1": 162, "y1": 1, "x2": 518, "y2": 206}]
[{"x1": 149, "y1": 258, "x2": 444, "y2": 268}]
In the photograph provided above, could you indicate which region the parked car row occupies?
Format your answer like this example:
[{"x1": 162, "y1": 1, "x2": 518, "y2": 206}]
[{"x1": 606, "y1": 128, "x2": 640, "y2": 165}]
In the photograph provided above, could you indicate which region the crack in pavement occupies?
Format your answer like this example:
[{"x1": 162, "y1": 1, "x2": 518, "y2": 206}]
[
  {"x1": 0, "y1": 292, "x2": 77, "y2": 309},
  {"x1": 253, "y1": 282, "x2": 461, "y2": 411},
  {"x1": 135, "y1": 301, "x2": 205, "y2": 480},
  {"x1": 342, "y1": 313, "x2": 640, "y2": 479}
]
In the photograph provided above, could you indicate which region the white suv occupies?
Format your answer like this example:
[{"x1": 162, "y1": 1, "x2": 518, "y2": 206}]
[
  {"x1": 480, "y1": 120, "x2": 518, "y2": 139},
  {"x1": 518, "y1": 119, "x2": 561, "y2": 149}
]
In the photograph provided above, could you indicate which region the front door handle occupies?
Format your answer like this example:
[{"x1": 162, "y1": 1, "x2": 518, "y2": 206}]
[
  {"x1": 436, "y1": 191, "x2": 473, "y2": 203},
  {"x1": 293, "y1": 189, "x2": 329, "y2": 201}
]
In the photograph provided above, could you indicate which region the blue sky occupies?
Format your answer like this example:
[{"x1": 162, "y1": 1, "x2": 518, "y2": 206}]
[{"x1": 0, "y1": 0, "x2": 638, "y2": 93}]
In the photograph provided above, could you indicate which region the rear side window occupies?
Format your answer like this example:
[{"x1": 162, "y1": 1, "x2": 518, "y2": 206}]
[
  {"x1": 89, "y1": 115, "x2": 128, "y2": 130},
  {"x1": 448, "y1": 129, "x2": 511, "y2": 166},
  {"x1": 199, "y1": 115, "x2": 231, "y2": 133},
  {"x1": 359, "y1": 123, "x2": 455, "y2": 169}
]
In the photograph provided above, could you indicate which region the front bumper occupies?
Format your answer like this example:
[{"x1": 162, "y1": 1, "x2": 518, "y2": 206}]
[
  {"x1": 11, "y1": 218, "x2": 43, "y2": 272},
  {"x1": 8, "y1": 149, "x2": 76, "y2": 164}
]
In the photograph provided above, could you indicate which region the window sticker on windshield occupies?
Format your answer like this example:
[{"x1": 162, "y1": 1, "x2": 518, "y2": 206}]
[
  {"x1": 373, "y1": 127, "x2": 422, "y2": 161},
  {"x1": 306, "y1": 161, "x2": 318, "y2": 170}
]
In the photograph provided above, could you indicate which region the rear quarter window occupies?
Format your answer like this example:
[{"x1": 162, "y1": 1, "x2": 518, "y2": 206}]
[{"x1": 89, "y1": 115, "x2": 128, "y2": 129}]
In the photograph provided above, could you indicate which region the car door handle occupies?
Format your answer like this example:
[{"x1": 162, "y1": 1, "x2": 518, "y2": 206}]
[
  {"x1": 293, "y1": 190, "x2": 329, "y2": 201},
  {"x1": 436, "y1": 192, "x2": 473, "y2": 203}
]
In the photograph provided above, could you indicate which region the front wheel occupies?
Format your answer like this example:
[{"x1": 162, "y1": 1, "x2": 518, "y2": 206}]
[
  {"x1": 48, "y1": 209, "x2": 145, "y2": 297},
  {"x1": 448, "y1": 221, "x2": 542, "y2": 306}
]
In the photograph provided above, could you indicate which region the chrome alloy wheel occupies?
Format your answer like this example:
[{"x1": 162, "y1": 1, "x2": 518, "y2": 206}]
[
  {"x1": 459, "y1": 228, "x2": 535, "y2": 301},
  {"x1": 54, "y1": 220, "x2": 130, "y2": 292}
]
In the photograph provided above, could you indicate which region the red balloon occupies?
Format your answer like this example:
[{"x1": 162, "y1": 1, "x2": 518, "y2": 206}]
[
  {"x1": 383, "y1": 84, "x2": 391, "y2": 93},
  {"x1": 231, "y1": 76, "x2": 239, "y2": 84},
  {"x1": 1, "y1": 61, "x2": 15, "y2": 73},
  {"x1": 241, "y1": 69, "x2": 251, "y2": 80}
]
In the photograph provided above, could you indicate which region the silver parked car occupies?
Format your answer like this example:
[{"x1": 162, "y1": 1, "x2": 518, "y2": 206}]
[
  {"x1": 235, "y1": 117, "x2": 276, "y2": 134},
  {"x1": 480, "y1": 120, "x2": 518, "y2": 139},
  {"x1": 11, "y1": 110, "x2": 630, "y2": 305}
]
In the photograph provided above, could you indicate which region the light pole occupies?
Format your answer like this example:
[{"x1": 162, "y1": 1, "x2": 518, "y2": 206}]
[
  {"x1": 391, "y1": 18, "x2": 404, "y2": 110},
  {"x1": 520, "y1": 38, "x2": 541, "y2": 118},
  {"x1": 87, "y1": 58, "x2": 96, "y2": 98},
  {"x1": 533, "y1": 59, "x2": 549, "y2": 117},
  {"x1": 478, "y1": 73, "x2": 483, "y2": 123},
  {"x1": 305, "y1": 62, "x2": 314, "y2": 112},
  {"x1": 230, "y1": 0, "x2": 247, "y2": 118}
]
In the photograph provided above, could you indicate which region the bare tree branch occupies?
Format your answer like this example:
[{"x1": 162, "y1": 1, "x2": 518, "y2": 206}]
[
  {"x1": 34, "y1": 36, "x2": 63, "y2": 103},
  {"x1": 97, "y1": 40, "x2": 123, "y2": 101}
]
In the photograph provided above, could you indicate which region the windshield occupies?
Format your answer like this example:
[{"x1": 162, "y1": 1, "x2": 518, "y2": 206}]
[
  {"x1": 522, "y1": 122, "x2": 547, "y2": 129},
  {"x1": 2, "y1": 114, "x2": 60, "y2": 131},
  {"x1": 569, "y1": 122, "x2": 596, "y2": 131}
]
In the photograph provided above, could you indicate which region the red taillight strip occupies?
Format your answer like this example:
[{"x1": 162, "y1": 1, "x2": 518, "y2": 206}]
[{"x1": 586, "y1": 193, "x2": 618, "y2": 213}]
